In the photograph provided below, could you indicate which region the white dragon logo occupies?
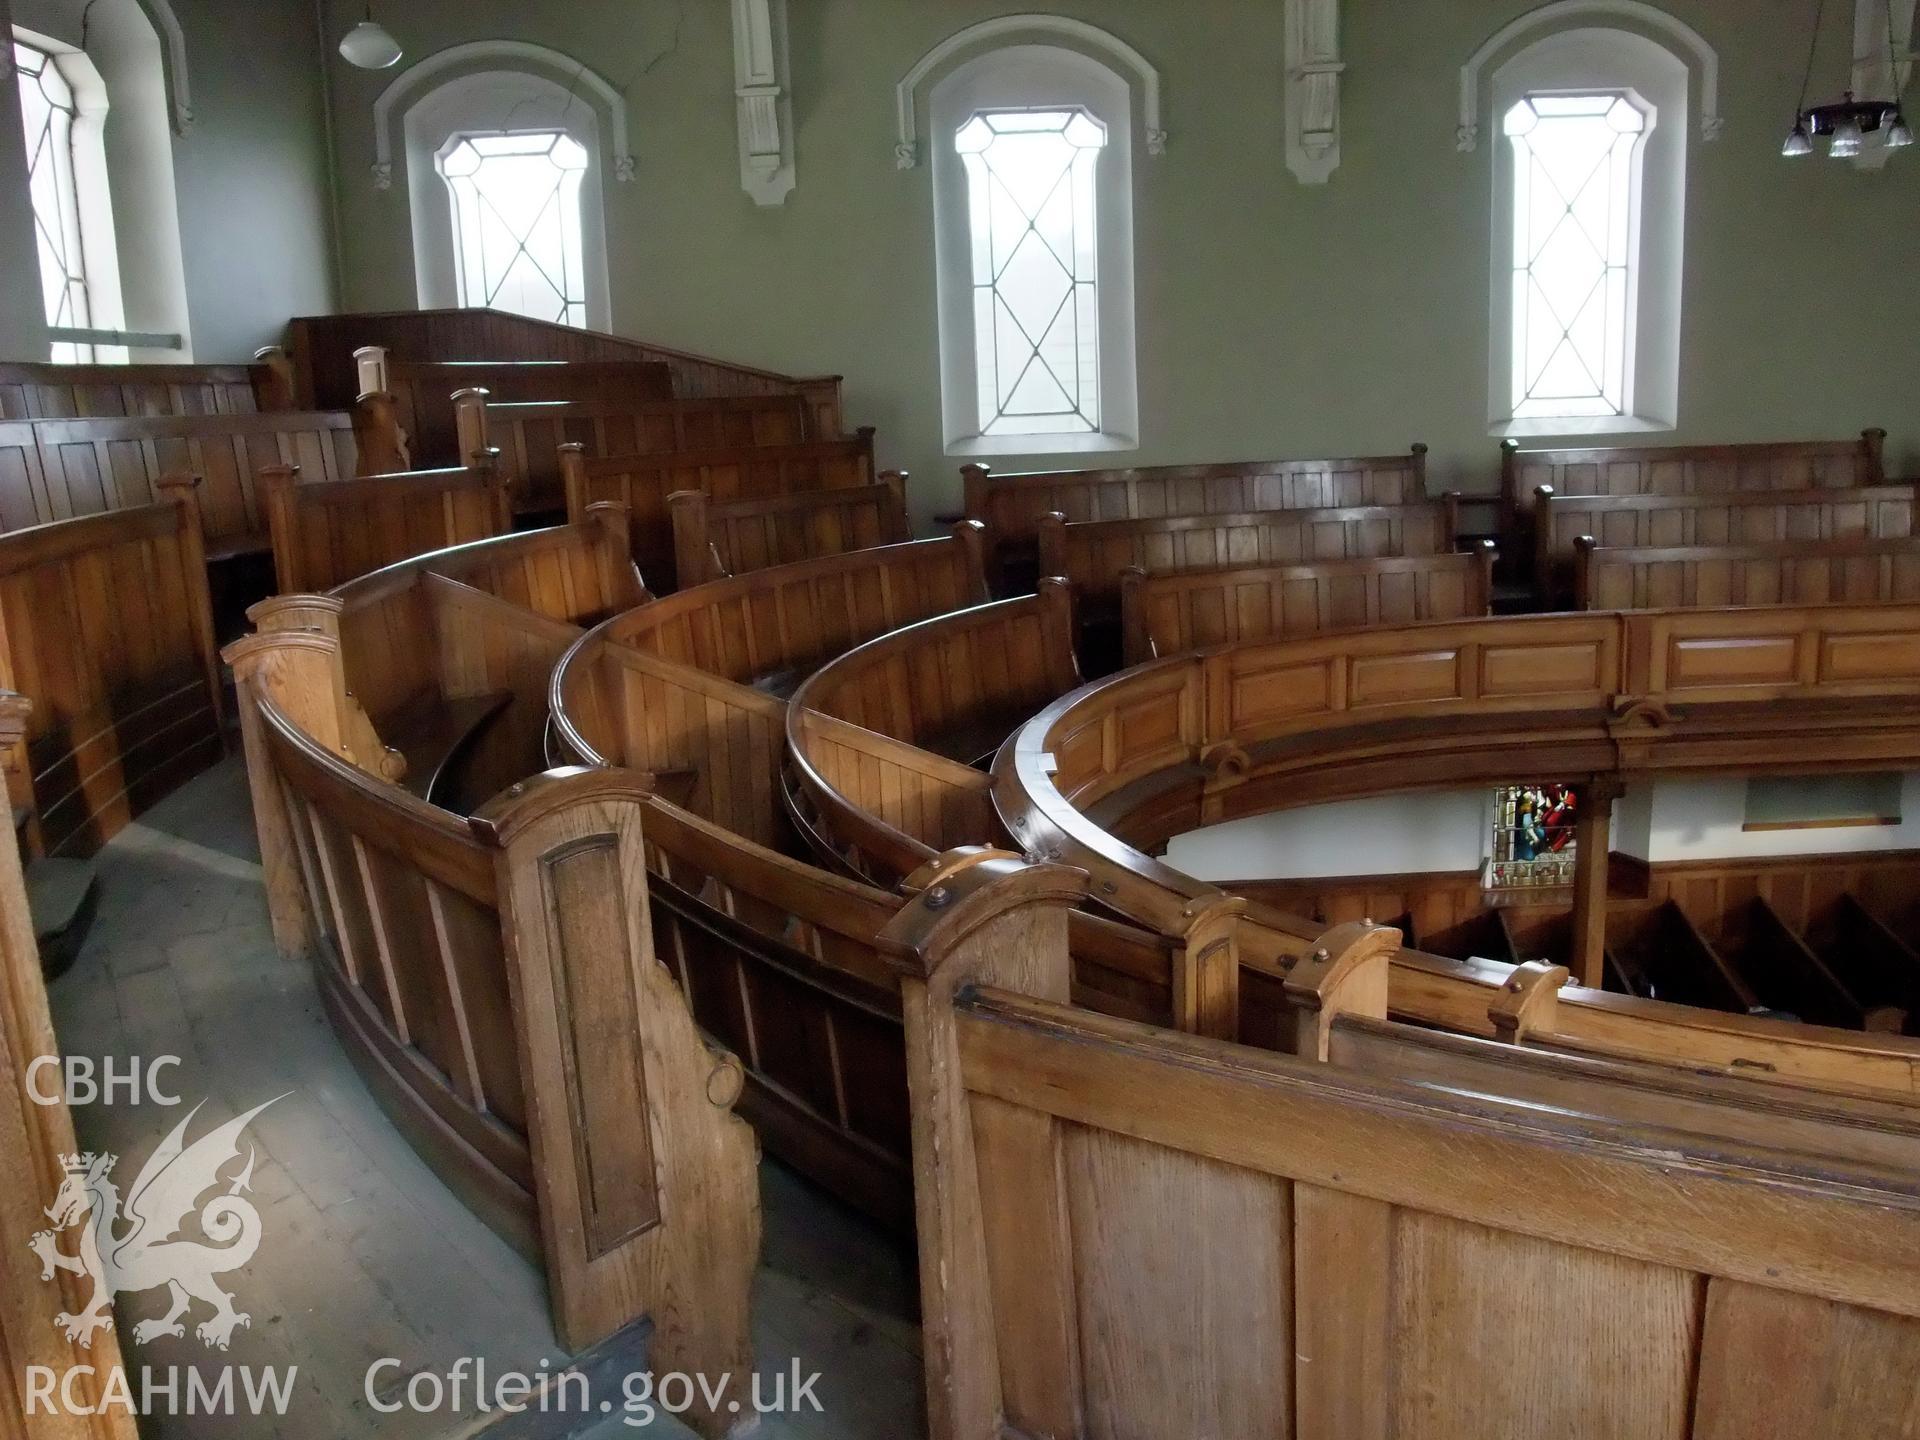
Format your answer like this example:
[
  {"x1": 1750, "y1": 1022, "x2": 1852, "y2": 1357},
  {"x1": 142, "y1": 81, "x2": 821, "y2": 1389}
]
[{"x1": 29, "y1": 1097, "x2": 283, "y2": 1351}]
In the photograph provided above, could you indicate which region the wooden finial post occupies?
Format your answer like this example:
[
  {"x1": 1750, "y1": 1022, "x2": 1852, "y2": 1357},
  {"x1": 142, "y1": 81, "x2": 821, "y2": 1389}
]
[{"x1": 1283, "y1": 921, "x2": 1402, "y2": 1061}]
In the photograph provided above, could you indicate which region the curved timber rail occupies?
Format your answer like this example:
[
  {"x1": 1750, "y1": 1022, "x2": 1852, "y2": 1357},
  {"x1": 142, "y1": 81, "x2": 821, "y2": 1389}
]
[{"x1": 994, "y1": 604, "x2": 1920, "y2": 1096}]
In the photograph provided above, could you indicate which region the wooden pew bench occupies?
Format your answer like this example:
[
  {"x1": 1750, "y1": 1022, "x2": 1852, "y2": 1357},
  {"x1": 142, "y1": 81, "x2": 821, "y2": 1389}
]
[
  {"x1": 886, "y1": 874, "x2": 1920, "y2": 1440},
  {"x1": 456, "y1": 390, "x2": 846, "y2": 518},
  {"x1": 352, "y1": 352, "x2": 675, "y2": 463},
  {"x1": 0, "y1": 476, "x2": 222, "y2": 859},
  {"x1": 225, "y1": 619, "x2": 760, "y2": 1415},
  {"x1": 0, "y1": 402, "x2": 406, "y2": 558},
  {"x1": 964, "y1": 446, "x2": 1430, "y2": 590},
  {"x1": 1120, "y1": 544, "x2": 1495, "y2": 664},
  {"x1": 667, "y1": 475, "x2": 909, "y2": 585},
  {"x1": 262, "y1": 460, "x2": 514, "y2": 593},
  {"x1": 0, "y1": 352, "x2": 295, "y2": 419},
  {"x1": 1501, "y1": 429, "x2": 1887, "y2": 559},
  {"x1": 1573, "y1": 534, "x2": 1920, "y2": 609},
  {"x1": 1535, "y1": 484, "x2": 1919, "y2": 601},
  {"x1": 559, "y1": 430, "x2": 882, "y2": 588}
]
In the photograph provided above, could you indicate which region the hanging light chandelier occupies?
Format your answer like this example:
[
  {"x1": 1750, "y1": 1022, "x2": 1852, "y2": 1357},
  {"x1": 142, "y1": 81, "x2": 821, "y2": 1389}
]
[
  {"x1": 338, "y1": 2, "x2": 403, "y2": 70},
  {"x1": 1783, "y1": 0, "x2": 1913, "y2": 157}
]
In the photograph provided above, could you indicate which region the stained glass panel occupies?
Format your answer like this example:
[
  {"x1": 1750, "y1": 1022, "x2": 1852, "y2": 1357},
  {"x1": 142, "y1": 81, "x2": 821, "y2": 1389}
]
[
  {"x1": 1487, "y1": 783, "x2": 1578, "y2": 891},
  {"x1": 956, "y1": 108, "x2": 1106, "y2": 436},
  {"x1": 1504, "y1": 93, "x2": 1648, "y2": 420},
  {"x1": 13, "y1": 40, "x2": 94, "y2": 362},
  {"x1": 438, "y1": 131, "x2": 590, "y2": 328}
]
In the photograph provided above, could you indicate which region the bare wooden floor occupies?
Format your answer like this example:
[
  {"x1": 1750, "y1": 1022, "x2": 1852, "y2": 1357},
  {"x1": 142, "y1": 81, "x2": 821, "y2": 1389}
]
[{"x1": 43, "y1": 757, "x2": 924, "y2": 1438}]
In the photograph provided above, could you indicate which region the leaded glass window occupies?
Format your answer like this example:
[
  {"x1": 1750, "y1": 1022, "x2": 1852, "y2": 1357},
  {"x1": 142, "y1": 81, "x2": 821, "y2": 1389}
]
[
  {"x1": 13, "y1": 40, "x2": 94, "y2": 362},
  {"x1": 955, "y1": 108, "x2": 1106, "y2": 436},
  {"x1": 1488, "y1": 783, "x2": 1578, "y2": 892},
  {"x1": 1504, "y1": 93, "x2": 1649, "y2": 420},
  {"x1": 437, "y1": 131, "x2": 590, "y2": 328}
]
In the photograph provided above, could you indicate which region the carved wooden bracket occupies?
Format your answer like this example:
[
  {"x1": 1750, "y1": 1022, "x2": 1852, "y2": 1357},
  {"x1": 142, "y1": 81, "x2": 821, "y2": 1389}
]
[
  {"x1": 1283, "y1": 920, "x2": 1401, "y2": 1061},
  {"x1": 1285, "y1": 0, "x2": 1344, "y2": 183},
  {"x1": 1489, "y1": 960, "x2": 1569, "y2": 1043},
  {"x1": 732, "y1": 0, "x2": 796, "y2": 205}
]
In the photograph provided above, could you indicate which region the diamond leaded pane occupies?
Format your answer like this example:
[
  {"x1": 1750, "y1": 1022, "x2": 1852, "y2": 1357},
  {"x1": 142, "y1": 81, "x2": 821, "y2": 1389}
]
[
  {"x1": 1505, "y1": 92, "x2": 1648, "y2": 420},
  {"x1": 13, "y1": 40, "x2": 94, "y2": 360},
  {"x1": 956, "y1": 108, "x2": 1106, "y2": 436},
  {"x1": 438, "y1": 131, "x2": 590, "y2": 328}
]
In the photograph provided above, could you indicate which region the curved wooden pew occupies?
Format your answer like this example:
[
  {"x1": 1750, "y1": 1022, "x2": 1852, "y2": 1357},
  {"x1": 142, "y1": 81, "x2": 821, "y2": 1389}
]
[
  {"x1": 1036, "y1": 497, "x2": 1462, "y2": 609},
  {"x1": 227, "y1": 651, "x2": 760, "y2": 1411},
  {"x1": 559, "y1": 430, "x2": 881, "y2": 587},
  {"x1": 458, "y1": 390, "x2": 845, "y2": 518},
  {"x1": 262, "y1": 459, "x2": 514, "y2": 593},
  {"x1": 668, "y1": 475, "x2": 909, "y2": 585},
  {"x1": 1120, "y1": 544, "x2": 1495, "y2": 664},
  {"x1": 992, "y1": 606, "x2": 1920, "y2": 1096},
  {"x1": 964, "y1": 446, "x2": 1430, "y2": 588},
  {"x1": 1574, "y1": 533, "x2": 1920, "y2": 609},
  {"x1": 0, "y1": 476, "x2": 222, "y2": 858},
  {"x1": 1535, "y1": 483, "x2": 1918, "y2": 601},
  {"x1": 583, "y1": 525, "x2": 987, "y2": 693},
  {"x1": 887, "y1": 876, "x2": 1920, "y2": 1440},
  {"x1": 0, "y1": 352, "x2": 296, "y2": 419},
  {"x1": 1502, "y1": 428, "x2": 1887, "y2": 554}
]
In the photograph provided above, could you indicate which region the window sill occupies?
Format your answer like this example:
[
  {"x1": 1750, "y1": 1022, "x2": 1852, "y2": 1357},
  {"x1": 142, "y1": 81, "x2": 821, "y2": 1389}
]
[
  {"x1": 944, "y1": 431, "x2": 1139, "y2": 459},
  {"x1": 1491, "y1": 415, "x2": 1675, "y2": 440}
]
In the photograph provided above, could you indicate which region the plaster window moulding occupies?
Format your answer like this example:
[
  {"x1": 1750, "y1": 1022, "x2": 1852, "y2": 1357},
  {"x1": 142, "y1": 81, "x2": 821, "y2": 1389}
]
[
  {"x1": 1456, "y1": 0, "x2": 1722, "y2": 151},
  {"x1": 137, "y1": 0, "x2": 193, "y2": 132},
  {"x1": 894, "y1": 13, "x2": 1166, "y2": 169},
  {"x1": 370, "y1": 40, "x2": 635, "y2": 191},
  {"x1": 732, "y1": 0, "x2": 795, "y2": 204}
]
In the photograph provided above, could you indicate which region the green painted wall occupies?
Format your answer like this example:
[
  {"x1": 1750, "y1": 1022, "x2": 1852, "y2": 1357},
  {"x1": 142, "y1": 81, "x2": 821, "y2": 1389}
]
[{"x1": 320, "y1": 0, "x2": 1920, "y2": 519}]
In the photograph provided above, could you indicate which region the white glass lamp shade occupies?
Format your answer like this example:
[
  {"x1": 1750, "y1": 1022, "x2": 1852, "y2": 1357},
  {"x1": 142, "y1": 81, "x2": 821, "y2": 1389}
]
[
  {"x1": 1827, "y1": 114, "x2": 1865, "y2": 157},
  {"x1": 1886, "y1": 112, "x2": 1914, "y2": 149},
  {"x1": 1781, "y1": 120, "x2": 1814, "y2": 156},
  {"x1": 339, "y1": 20, "x2": 402, "y2": 69}
]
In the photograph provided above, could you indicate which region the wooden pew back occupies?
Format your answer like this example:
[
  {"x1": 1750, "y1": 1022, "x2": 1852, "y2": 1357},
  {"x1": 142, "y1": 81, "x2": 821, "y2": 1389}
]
[
  {"x1": 0, "y1": 355, "x2": 295, "y2": 419},
  {"x1": 288, "y1": 307, "x2": 845, "y2": 436},
  {"x1": 602, "y1": 525, "x2": 988, "y2": 689},
  {"x1": 793, "y1": 582, "x2": 1080, "y2": 758},
  {"x1": 1504, "y1": 429, "x2": 1887, "y2": 533},
  {"x1": 1574, "y1": 535, "x2": 1920, "y2": 609},
  {"x1": 668, "y1": 475, "x2": 910, "y2": 585},
  {"x1": 370, "y1": 358, "x2": 675, "y2": 464},
  {"x1": 1120, "y1": 545, "x2": 1495, "y2": 664},
  {"x1": 1536, "y1": 484, "x2": 1919, "y2": 600},
  {"x1": 1038, "y1": 498, "x2": 1461, "y2": 605},
  {"x1": 964, "y1": 448, "x2": 1429, "y2": 583},
  {"x1": 0, "y1": 407, "x2": 394, "y2": 558},
  {"x1": 454, "y1": 391, "x2": 827, "y2": 517},
  {"x1": 888, "y1": 880, "x2": 1920, "y2": 1440},
  {"x1": 559, "y1": 430, "x2": 879, "y2": 588},
  {"x1": 263, "y1": 460, "x2": 513, "y2": 594},
  {"x1": 0, "y1": 477, "x2": 221, "y2": 858}
]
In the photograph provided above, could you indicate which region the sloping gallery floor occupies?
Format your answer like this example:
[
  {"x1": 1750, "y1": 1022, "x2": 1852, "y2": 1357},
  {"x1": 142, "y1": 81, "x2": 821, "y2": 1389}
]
[{"x1": 39, "y1": 758, "x2": 924, "y2": 1438}]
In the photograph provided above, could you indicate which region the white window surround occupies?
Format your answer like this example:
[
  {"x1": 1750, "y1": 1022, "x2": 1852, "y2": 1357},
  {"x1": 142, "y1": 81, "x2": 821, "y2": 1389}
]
[
  {"x1": 1485, "y1": 27, "x2": 1687, "y2": 437},
  {"x1": 929, "y1": 44, "x2": 1140, "y2": 457},
  {"x1": 12, "y1": 28, "x2": 128, "y2": 361},
  {"x1": 400, "y1": 68, "x2": 613, "y2": 333}
]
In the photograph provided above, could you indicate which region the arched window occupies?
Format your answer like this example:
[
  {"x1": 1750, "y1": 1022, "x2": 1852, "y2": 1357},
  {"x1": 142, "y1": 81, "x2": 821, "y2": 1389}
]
[
  {"x1": 387, "y1": 48, "x2": 619, "y2": 332},
  {"x1": 437, "y1": 130, "x2": 591, "y2": 327},
  {"x1": 1480, "y1": 23, "x2": 1695, "y2": 436},
  {"x1": 918, "y1": 36, "x2": 1143, "y2": 456},
  {"x1": 12, "y1": 33, "x2": 125, "y2": 361}
]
